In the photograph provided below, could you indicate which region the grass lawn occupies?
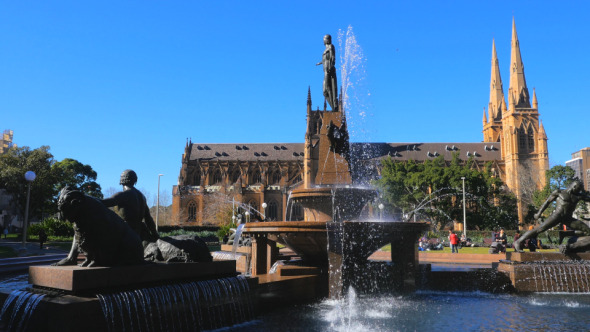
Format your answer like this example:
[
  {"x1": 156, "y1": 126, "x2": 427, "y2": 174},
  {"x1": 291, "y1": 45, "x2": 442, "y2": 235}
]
[
  {"x1": 0, "y1": 246, "x2": 17, "y2": 258},
  {"x1": 380, "y1": 244, "x2": 558, "y2": 254}
]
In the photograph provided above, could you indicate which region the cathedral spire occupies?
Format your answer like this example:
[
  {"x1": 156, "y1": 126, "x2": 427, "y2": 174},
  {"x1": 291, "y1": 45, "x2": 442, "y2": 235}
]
[
  {"x1": 509, "y1": 17, "x2": 530, "y2": 108},
  {"x1": 539, "y1": 119, "x2": 547, "y2": 139},
  {"x1": 489, "y1": 39, "x2": 505, "y2": 121}
]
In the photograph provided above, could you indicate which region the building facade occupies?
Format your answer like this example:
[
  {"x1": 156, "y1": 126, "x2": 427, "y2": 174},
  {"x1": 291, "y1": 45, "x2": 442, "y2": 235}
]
[
  {"x1": 482, "y1": 20, "x2": 549, "y2": 222},
  {"x1": 566, "y1": 148, "x2": 590, "y2": 191},
  {"x1": 171, "y1": 20, "x2": 548, "y2": 225}
]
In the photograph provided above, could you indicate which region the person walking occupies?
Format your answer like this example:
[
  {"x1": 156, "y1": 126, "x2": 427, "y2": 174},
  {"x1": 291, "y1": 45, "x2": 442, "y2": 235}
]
[
  {"x1": 496, "y1": 228, "x2": 507, "y2": 253},
  {"x1": 38, "y1": 229, "x2": 47, "y2": 250},
  {"x1": 449, "y1": 230, "x2": 459, "y2": 253}
]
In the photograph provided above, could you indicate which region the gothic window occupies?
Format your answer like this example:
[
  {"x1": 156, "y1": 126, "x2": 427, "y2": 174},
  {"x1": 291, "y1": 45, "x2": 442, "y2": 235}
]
[
  {"x1": 291, "y1": 203, "x2": 303, "y2": 221},
  {"x1": 247, "y1": 200, "x2": 257, "y2": 220},
  {"x1": 211, "y1": 168, "x2": 222, "y2": 185},
  {"x1": 518, "y1": 128, "x2": 527, "y2": 152},
  {"x1": 267, "y1": 201, "x2": 278, "y2": 221},
  {"x1": 270, "y1": 170, "x2": 281, "y2": 185},
  {"x1": 194, "y1": 172, "x2": 201, "y2": 186},
  {"x1": 187, "y1": 201, "x2": 197, "y2": 222},
  {"x1": 527, "y1": 126, "x2": 535, "y2": 152},
  {"x1": 250, "y1": 170, "x2": 261, "y2": 184},
  {"x1": 231, "y1": 169, "x2": 241, "y2": 183}
]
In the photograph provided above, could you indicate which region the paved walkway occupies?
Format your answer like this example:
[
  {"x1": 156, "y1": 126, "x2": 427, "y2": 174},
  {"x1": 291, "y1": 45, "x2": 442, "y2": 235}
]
[{"x1": 0, "y1": 239, "x2": 68, "y2": 257}]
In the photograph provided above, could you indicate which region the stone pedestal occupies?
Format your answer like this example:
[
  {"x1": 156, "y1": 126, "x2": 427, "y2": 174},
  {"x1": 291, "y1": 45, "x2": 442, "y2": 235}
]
[
  {"x1": 30, "y1": 261, "x2": 237, "y2": 295},
  {"x1": 498, "y1": 252, "x2": 590, "y2": 292}
]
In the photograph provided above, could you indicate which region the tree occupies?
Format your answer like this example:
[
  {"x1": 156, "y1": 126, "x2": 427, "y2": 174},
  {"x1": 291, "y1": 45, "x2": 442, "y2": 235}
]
[
  {"x1": 0, "y1": 146, "x2": 56, "y2": 219},
  {"x1": 0, "y1": 146, "x2": 104, "y2": 220},
  {"x1": 52, "y1": 158, "x2": 103, "y2": 199},
  {"x1": 375, "y1": 153, "x2": 518, "y2": 231},
  {"x1": 530, "y1": 165, "x2": 578, "y2": 220}
]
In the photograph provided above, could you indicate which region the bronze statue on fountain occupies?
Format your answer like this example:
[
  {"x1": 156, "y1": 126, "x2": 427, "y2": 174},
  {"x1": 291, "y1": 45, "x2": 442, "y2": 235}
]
[
  {"x1": 55, "y1": 170, "x2": 211, "y2": 267},
  {"x1": 514, "y1": 179, "x2": 590, "y2": 254}
]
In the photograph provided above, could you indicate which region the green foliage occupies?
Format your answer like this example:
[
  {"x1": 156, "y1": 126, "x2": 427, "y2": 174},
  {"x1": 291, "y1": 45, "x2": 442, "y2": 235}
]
[
  {"x1": 216, "y1": 222, "x2": 237, "y2": 241},
  {"x1": 27, "y1": 217, "x2": 74, "y2": 238},
  {"x1": 530, "y1": 165, "x2": 578, "y2": 220},
  {"x1": 375, "y1": 153, "x2": 518, "y2": 231},
  {"x1": 52, "y1": 158, "x2": 103, "y2": 198},
  {"x1": 0, "y1": 146, "x2": 56, "y2": 218},
  {"x1": 0, "y1": 146, "x2": 103, "y2": 218}
]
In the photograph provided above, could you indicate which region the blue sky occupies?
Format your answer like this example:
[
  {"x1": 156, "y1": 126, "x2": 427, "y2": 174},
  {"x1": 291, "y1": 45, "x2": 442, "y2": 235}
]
[{"x1": 1, "y1": 1, "x2": 588, "y2": 205}]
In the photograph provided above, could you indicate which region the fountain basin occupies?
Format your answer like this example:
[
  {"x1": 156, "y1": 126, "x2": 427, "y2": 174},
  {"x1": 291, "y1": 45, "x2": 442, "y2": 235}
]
[
  {"x1": 242, "y1": 221, "x2": 428, "y2": 266},
  {"x1": 289, "y1": 187, "x2": 376, "y2": 222}
]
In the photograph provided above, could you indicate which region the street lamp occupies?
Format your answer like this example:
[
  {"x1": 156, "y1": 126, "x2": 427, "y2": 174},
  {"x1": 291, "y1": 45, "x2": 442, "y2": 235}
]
[
  {"x1": 378, "y1": 203, "x2": 384, "y2": 220},
  {"x1": 461, "y1": 177, "x2": 467, "y2": 237},
  {"x1": 23, "y1": 171, "x2": 36, "y2": 250},
  {"x1": 261, "y1": 202, "x2": 267, "y2": 221},
  {"x1": 156, "y1": 174, "x2": 163, "y2": 231},
  {"x1": 245, "y1": 211, "x2": 250, "y2": 223}
]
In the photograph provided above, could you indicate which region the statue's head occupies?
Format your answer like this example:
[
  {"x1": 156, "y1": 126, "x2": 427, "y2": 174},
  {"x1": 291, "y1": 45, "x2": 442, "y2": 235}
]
[
  {"x1": 120, "y1": 169, "x2": 138, "y2": 186},
  {"x1": 568, "y1": 179, "x2": 583, "y2": 193},
  {"x1": 323, "y1": 34, "x2": 332, "y2": 45}
]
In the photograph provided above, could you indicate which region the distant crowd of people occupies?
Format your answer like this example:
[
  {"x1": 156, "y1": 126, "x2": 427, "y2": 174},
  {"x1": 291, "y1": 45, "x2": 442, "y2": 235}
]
[{"x1": 418, "y1": 227, "x2": 542, "y2": 253}]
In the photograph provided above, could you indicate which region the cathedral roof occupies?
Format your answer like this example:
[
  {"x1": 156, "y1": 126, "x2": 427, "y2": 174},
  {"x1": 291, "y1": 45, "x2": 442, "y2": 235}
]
[
  {"x1": 350, "y1": 142, "x2": 502, "y2": 162},
  {"x1": 187, "y1": 142, "x2": 502, "y2": 163},
  {"x1": 188, "y1": 143, "x2": 305, "y2": 162}
]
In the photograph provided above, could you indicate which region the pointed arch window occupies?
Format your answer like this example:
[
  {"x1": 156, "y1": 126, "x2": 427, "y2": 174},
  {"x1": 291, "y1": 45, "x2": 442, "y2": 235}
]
[
  {"x1": 270, "y1": 170, "x2": 281, "y2": 185},
  {"x1": 518, "y1": 127, "x2": 527, "y2": 152},
  {"x1": 230, "y1": 169, "x2": 241, "y2": 183},
  {"x1": 250, "y1": 170, "x2": 261, "y2": 184},
  {"x1": 291, "y1": 203, "x2": 303, "y2": 221},
  {"x1": 187, "y1": 201, "x2": 197, "y2": 222},
  {"x1": 193, "y1": 171, "x2": 201, "y2": 186},
  {"x1": 527, "y1": 125, "x2": 535, "y2": 152},
  {"x1": 267, "y1": 201, "x2": 279, "y2": 221},
  {"x1": 211, "y1": 168, "x2": 222, "y2": 185}
]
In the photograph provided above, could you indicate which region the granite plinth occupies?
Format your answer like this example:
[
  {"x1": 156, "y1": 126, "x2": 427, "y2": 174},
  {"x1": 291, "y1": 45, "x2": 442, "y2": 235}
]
[
  {"x1": 506, "y1": 252, "x2": 590, "y2": 262},
  {"x1": 29, "y1": 260, "x2": 236, "y2": 294},
  {"x1": 498, "y1": 252, "x2": 590, "y2": 292}
]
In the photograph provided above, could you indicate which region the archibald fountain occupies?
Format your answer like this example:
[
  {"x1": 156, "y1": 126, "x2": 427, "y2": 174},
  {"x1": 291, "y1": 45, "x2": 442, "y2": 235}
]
[{"x1": 241, "y1": 33, "x2": 428, "y2": 299}]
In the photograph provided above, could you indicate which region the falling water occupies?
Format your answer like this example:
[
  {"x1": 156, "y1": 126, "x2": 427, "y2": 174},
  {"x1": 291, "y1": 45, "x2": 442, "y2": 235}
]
[
  {"x1": 529, "y1": 262, "x2": 590, "y2": 293},
  {"x1": 97, "y1": 276, "x2": 253, "y2": 332},
  {"x1": 0, "y1": 290, "x2": 46, "y2": 332}
]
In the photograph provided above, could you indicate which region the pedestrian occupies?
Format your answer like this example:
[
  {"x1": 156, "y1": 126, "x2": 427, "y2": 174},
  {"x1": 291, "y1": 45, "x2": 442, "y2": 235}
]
[
  {"x1": 39, "y1": 229, "x2": 47, "y2": 250},
  {"x1": 513, "y1": 230, "x2": 521, "y2": 248},
  {"x1": 3, "y1": 227, "x2": 8, "y2": 239},
  {"x1": 448, "y1": 230, "x2": 459, "y2": 253},
  {"x1": 496, "y1": 228, "x2": 507, "y2": 253}
]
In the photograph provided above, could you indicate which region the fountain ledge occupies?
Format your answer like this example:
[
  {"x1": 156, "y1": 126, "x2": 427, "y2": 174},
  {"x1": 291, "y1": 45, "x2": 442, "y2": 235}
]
[{"x1": 29, "y1": 260, "x2": 238, "y2": 294}]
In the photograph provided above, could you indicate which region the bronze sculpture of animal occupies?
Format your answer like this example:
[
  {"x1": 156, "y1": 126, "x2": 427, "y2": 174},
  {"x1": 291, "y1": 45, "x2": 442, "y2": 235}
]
[{"x1": 57, "y1": 186, "x2": 144, "y2": 267}]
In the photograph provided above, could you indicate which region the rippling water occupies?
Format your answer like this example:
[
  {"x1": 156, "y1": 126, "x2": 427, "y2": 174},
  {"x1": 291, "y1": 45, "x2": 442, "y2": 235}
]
[
  {"x1": 3, "y1": 272, "x2": 590, "y2": 331},
  {"x1": 223, "y1": 290, "x2": 590, "y2": 332}
]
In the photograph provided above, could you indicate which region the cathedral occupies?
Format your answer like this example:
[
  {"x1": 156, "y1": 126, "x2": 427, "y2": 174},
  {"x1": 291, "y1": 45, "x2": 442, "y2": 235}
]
[{"x1": 171, "y1": 20, "x2": 548, "y2": 225}]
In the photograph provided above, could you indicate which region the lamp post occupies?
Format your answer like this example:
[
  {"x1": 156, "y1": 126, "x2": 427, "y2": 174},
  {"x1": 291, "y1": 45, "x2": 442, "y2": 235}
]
[
  {"x1": 261, "y1": 202, "x2": 267, "y2": 221},
  {"x1": 245, "y1": 211, "x2": 250, "y2": 223},
  {"x1": 23, "y1": 171, "x2": 36, "y2": 250},
  {"x1": 378, "y1": 203, "x2": 384, "y2": 220},
  {"x1": 156, "y1": 174, "x2": 163, "y2": 231},
  {"x1": 461, "y1": 177, "x2": 466, "y2": 237}
]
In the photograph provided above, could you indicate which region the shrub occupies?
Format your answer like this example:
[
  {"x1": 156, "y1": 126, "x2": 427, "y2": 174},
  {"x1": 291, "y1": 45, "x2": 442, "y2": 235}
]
[{"x1": 28, "y1": 217, "x2": 74, "y2": 238}]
